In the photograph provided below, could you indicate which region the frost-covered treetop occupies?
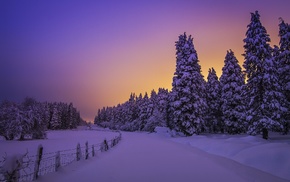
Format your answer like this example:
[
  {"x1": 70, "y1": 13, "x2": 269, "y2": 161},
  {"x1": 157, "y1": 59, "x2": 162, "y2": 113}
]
[
  {"x1": 244, "y1": 11, "x2": 271, "y2": 55},
  {"x1": 221, "y1": 50, "x2": 244, "y2": 82},
  {"x1": 245, "y1": 11, "x2": 270, "y2": 42},
  {"x1": 243, "y1": 11, "x2": 272, "y2": 81},
  {"x1": 279, "y1": 18, "x2": 290, "y2": 51},
  {"x1": 173, "y1": 32, "x2": 200, "y2": 77}
]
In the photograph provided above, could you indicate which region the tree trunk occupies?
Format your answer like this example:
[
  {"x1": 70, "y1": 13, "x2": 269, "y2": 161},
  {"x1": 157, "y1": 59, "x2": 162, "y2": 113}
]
[{"x1": 262, "y1": 128, "x2": 268, "y2": 140}]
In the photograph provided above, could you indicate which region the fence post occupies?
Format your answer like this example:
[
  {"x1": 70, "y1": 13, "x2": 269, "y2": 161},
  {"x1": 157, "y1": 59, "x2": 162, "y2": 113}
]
[
  {"x1": 33, "y1": 144, "x2": 43, "y2": 180},
  {"x1": 85, "y1": 141, "x2": 89, "y2": 160},
  {"x1": 76, "y1": 143, "x2": 81, "y2": 161},
  {"x1": 106, "y1": 139, "x2": 109, "y2": 151},
  {"x1": 55, "y1": 151, "x2": 60, "y2": 172},
  {"x1": 92, "y1": 145, "x2": 95, "y2": 157},
  {"x1": 101, "y1": 139, "x2": 108, "y2": 152},
  {"x1": 111, "y1": 138, "x2": 115, "y2": 148}
]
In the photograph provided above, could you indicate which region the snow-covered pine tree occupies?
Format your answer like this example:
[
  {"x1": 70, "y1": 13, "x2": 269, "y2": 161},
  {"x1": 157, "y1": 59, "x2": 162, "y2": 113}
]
[
  {"x1": 60, "y1": 103, "x2": 69, "y2": 129},
  {"x1": 156, "y1": 88, "x2": 169, "y2": 127},
  {"x1": 128, "y1": 93, "x2": 138, "y2": 122},
  {"x1": 116, "y1": 106, "x2": 122, "y2": 127},
  {"x1": 170, "y1": 32, "x2": 207, "y2": 136},
  {"x1": 138, "y1": 92, "x2": 153, "y2": 131},
  {"x1": 96, "y1": 107, "x2": 107, "y2": 127},
  {"x1": 143, "y1": 89, "x2": 168, "y2": 132},
  {"x1": 277, "y1": 18, "x2": 290, "y2": 134},
  {"x1": 205, "y1": 68, "x2": 223, "y2": 133},
  {"x1": 120, "y1": 93, "x2": 138, "y2": 128},
  {"x1": 0, "y1": 101, "x2": 22, "y2": 140},
  {"x1": 41, "y1": 102, "x2": 51, "y2": 130},
  {"x1": 243, "y1": 11, "x2": 287, "y2": 137},
  {"x1": 21, "y1": 97, "x2": 46, "y2": 139},
  {"x1": 128, "y1": 93, "x2": 142, "y2": 130},
  {"x1": 94, "y1": 109, "x2": 101, "y2": 125},
  {"x1": 69, "y1": 103, "x2": 78, "y2": 129},
  {"x1": 50, "y1": 104, "x2": 61, "y2": 130},
  {"x1": 166, "y1": 92, "x2": 176, "y2": 130},
  {"x1": 67, "y1": 102, "x2": 82, "y2": 129},
  {"x1": 220, "y1": 50, "x2": 246, "y2": 134}
]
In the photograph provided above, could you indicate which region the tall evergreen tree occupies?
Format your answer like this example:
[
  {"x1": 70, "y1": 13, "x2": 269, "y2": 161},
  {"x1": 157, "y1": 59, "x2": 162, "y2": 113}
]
[
  {"x1": 205, "y1": 68, "x2": 222, "y2": 133},
  {"x1": 277, "y1": 18, "x2": 290, "y2": 134},
  {"x1": 170, "y1": 32, "x2": 207, "y2": 135},
  {"x1": 156, "y1": 88, "x2": 169, "y2": 127},
  {"x1": 50, "y1": 104, "x2": 61, "y2": 129},
  {"x1": 0, "y1": 101, "x2": 22, "y2": 140},
  {"x1": 143, "y1": 89, "x2": 169, "y2": 132},
  {"x1": 94, "y1": 109, "x2": 101, "y2": 124},
  {"x1": 138, "y1": 92, "x2": 152, "y2": 131},
  {"x1": 243, "y1": 11, "x2": 287, "y2": 137},
  {"x1": 21, "y1": 97, "x2": 46, "y2": 139},
  {"x1": 220, "y1": 50, "x2": 246, "y2": 134}
]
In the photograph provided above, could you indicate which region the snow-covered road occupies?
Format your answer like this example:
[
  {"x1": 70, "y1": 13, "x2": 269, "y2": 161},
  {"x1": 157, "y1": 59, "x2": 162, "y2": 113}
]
[{"x1": 38, "y1": 132, "x2": 288, "y2": 182}]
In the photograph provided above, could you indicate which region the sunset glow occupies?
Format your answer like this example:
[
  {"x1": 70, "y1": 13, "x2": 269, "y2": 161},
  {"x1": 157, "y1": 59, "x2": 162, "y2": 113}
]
[{"x1": 1, "y1": 0, "x2": 290, "y2": 121}]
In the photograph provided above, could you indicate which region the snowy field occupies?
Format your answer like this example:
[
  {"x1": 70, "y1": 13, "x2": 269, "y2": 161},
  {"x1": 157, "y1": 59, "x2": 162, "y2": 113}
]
[
  {"x1": 1, "y1": 128, "x2": 289, "y2": 182},
  {"x1": 0, "y1": 127, "x2": 118, "y2": 157}
]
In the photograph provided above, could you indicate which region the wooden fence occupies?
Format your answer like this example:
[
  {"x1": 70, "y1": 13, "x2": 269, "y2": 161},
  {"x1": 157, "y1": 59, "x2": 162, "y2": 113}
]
[{"x1": 0, "y1": 132, "x2": 122, "y2": 182}]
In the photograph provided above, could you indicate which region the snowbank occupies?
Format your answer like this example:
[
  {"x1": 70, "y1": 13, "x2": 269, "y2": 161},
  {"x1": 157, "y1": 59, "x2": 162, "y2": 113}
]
[
  {"x1": 154, "y1": 127, "x2": 185, "y2": 137},
  {"x1": 168, "y1": 132, "x2": 290, "y2": 180}
]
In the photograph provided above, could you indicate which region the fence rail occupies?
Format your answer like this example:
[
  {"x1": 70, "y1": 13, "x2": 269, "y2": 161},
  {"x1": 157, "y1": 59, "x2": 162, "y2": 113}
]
[{"x1": 0, "y1": 131, "x2": 122, "y2": 182}]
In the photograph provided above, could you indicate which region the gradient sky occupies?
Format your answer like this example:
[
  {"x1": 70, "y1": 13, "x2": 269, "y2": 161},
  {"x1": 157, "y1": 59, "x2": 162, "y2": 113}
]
[{"x1": 1, "y1": 0, "x2": 290, "y2": 122}]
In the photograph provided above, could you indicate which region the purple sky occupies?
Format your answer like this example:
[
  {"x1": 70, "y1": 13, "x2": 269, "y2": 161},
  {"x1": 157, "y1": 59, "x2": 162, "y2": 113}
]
[{"x1": 1, "y1": 0, "x2": 290, "y2": 122}]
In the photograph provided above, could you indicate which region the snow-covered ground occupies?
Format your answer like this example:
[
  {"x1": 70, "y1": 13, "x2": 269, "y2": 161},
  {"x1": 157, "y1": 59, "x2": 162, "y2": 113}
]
[
  {"x1": 34, "y1": 129, "x2": 289, "y2": 182},
  {"x1": 0, "y1": 128, "x2": 118, "y2": 157},
  {"x1": 155, "y1": 127, "x2": 290, "y2": 181},
  {"x1": 1, "y1": 128, "x2": 289, "y2": 182}
]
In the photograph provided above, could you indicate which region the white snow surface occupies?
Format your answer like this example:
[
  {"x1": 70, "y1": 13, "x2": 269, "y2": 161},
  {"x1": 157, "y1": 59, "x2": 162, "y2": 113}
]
[
  {"x1": 163, "y1": 129, "x2": 290, "y2": 181},
  {"x1": 0, "y1": 128, "x2": 118, "y2": 157},
  {"x1": 1, "y1": 127, "x2": 289, "y2": 182}
]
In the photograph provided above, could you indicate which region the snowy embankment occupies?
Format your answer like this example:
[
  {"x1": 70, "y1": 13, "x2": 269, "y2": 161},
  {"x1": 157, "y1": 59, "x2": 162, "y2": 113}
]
[
  {"x1": 37, "y1": 131, "x2": 288, "y2": 182},
  {"x1": 154, "y1": 127, "x2": 290, "y2": 180}
]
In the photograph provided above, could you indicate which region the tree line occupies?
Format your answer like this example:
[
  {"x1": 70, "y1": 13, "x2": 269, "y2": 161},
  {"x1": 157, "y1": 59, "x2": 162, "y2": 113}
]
[
  {"x1": 95, "y1": 11, "x2": 290, "y2": 137},
  {"x1": 0, "y1": 97, "x2": 85, "y2": 140}
]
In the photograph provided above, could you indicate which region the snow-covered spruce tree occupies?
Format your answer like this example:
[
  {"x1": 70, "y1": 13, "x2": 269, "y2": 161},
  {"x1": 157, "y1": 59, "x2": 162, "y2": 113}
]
[
  {"x1": 170, "y1": 32, "x2": 207, "y2": 136},
  {"x1": 128, "y1": 93, "x2": 139, "y2": 123},
  {"x1": 21, "y1": 97, "x2": 46, "y2": 139},
  {"x1": 94, "y1": 109, "x2": 101, "y2": 125},
  {"x1": 121, "y1": 93, "x2": 139, "y2": 128},
  {"x1": 0, "y1": 101, "x2": 22, "y2": 140},
  {"x1": 41, "y1": 102, "x2": 51, "y2": 131},
  {"x1": 138, "y1": 92, "x2": 153, "y2": 131},
  {"x1": 156, "y1": 88, "x2": 169, "y2": 127},
  {"x1": 220, "y1": 50, "x2": 246, "y2": 134},
  {"x1": 59, "y1": 104, "x2": 69, "y2": 129},
  {"x1": 277, "y1": 18, "x2": 290, "y2": 134},
  {"x1": 68, "y1": 103, "x2": 79, "y2": 129},
  {"x1": 205, "y1": 68, "x2": 223, "y2": 133},
  {"x1": 127, "y1": 93, "x2": 143, "y2": 131},
  {"x1": 243, "y1": 11, "x2": 287, "y2": 137},
  {"x1": 50, "y1": 104, "x2": 61, "y2": 130},
  {"x1": 166, "y1": 92, "x2": 175, "y2": 130},
  {"x1": 143, "y1": 89, "x2": 169, "y2": 132}
]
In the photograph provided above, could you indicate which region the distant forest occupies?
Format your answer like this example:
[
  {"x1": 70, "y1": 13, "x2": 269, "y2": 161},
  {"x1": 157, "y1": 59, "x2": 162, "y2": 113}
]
[
  {"x1": 0, "y1": 97, "x2": 85, "y2": 140},
  {"x1": 95, "y1": 11, "x2": 290, "y2": 137}
]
